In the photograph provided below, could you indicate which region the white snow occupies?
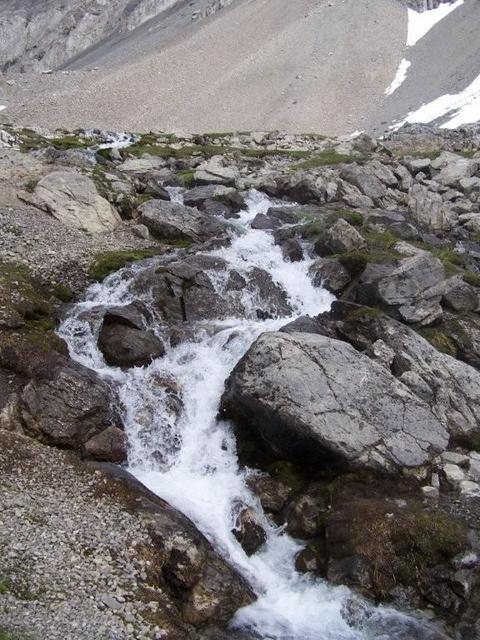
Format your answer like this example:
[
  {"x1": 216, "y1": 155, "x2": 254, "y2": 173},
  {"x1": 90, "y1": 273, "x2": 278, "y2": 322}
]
[
  {"x1": 407, "y1": 0, "x2": 464, "y2": 47},
  {"x1": 0, "y1": 106, "x2": 6, "y2": 112},
  {"x1": 385, "y1": 58, "x2": 411, "y2": 96},
  {"x1": 392, "y1": 71, "x2": 480, "y2": 130}
]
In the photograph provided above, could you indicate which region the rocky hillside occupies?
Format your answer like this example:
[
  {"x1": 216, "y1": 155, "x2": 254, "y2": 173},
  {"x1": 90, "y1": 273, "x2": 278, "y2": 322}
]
[
  {"x1": 0, "y1": 0, "x2": 233, "y2": 72},
  {"x1": 1, "y1": 0, "x2": 478, "y2": 135},
  {"x1": 1, "y1": 123, "x2": 480, "y2": 639}
]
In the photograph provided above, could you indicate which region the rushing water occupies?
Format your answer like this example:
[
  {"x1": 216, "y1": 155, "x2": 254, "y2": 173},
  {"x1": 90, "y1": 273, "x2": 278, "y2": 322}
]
[{"x1": 59, "y1": 191, "x2": 447, "y2": 640}]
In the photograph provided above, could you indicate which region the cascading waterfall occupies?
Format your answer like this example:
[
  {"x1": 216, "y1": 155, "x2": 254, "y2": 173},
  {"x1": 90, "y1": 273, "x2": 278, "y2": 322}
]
[{"x1": 59, "y1": 190, "x2": 446, "y2": 640}]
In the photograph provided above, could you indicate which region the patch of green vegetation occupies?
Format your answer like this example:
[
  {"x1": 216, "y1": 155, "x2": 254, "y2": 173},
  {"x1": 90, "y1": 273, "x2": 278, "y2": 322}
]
[
  {"x1": 458, "y1": 149, "x2": 476, "y2": 159},
  {"x1": 292, "y1": 149, "x2": 359, "y2": 171},
  {"x1": 351, "y1": 506, "x2": 468, "y2": 599},
  {"x1": 346, "y1": 306, "x2": 382, "y2": 322},
  {"x1": 17, "y1": 128, "x2": 93, "y2": 152},
  {"x1": 0, "y1": 581, "x2": 10, "y2": 594},
  {"x1": 267, "y1": 461, "x2": 305, "y2": 492},
  {"x1": 431, "y1": 246, "x2": 465, "y2": 276},
  {"x1": 23, "y1": 179, "x2": 38, "y2": 193},
  {"x1": 0, "y1": 629, "x2": 14, "y2": 640},
  {"x1": 418, "y1": 328, "x2": 458, "y2": 357},
  {"x1": 362, "y1": 229, "x2": 399, "y2": 251},
  {"x1": 401, "y1": 149, "x2": 442, "y2": 160},
  {"x1": 338, "y1": 251, "x2": 369, "y2": 276},
  {"x1": 88, "y1": 248, "x2": 165, "y2": 281},
  {"x1": 53, "y1": 283, "x2": 75, "y2": 303},
  {"x1": 177, "y1": 170, "x2": 196, "y2": 187},
  {"x1": 333, "y1": 210, "x2": 364, "y2": 227},
  {"x1": 463, "y1": 271, "x2": 480, "y2": 288},
  {"x1": 126, "y1": 142, "x2": 312, "y2": 161}
]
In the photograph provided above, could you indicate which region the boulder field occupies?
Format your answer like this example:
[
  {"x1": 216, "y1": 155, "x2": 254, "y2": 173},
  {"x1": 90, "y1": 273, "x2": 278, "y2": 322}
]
[{"x1": 1, "y1": 123, "x2": 480, "y2": 639}]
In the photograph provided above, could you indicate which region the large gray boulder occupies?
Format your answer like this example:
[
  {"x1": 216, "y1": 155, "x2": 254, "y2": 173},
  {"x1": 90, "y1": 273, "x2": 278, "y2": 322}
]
[
  {"x1": 324, "y1": 302, "x2": 480, "y2": 447},
  {"x1": 408, "y1": 183, "x2": 455, "y2": 231},
  {"x1": 340, "y1": 165, "x2": 387, "y2": 202},
  {"x1": 314, "y1": 218, "x2": 366, "y2": 257},
  {"x1": 33, "y1": 171, "x2": 122, "y2": 233},
  {"x1": 432, "y1": 151, "x2": 480, "y2": 189},
  {"x1": 20, "y1": 358, "x2": 122, "y2": 452},
  {"x1": 98, "y1": 323, "x2": 165, "y2": 368},
  {"x1": 356, "y1": 252, "x2": 445, "y2": 325},
  {"x1": 139, "y1": 199, "x2": 227, "y2": 243},
  {"x1": 222, "y1": 331, "x2": 449, "y2": 473}
]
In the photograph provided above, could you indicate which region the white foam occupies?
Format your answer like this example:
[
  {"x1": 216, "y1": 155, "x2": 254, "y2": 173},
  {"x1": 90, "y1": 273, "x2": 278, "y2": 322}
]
[
  {"x1": 0, "y1": 106, "x2": 6, "y2": 112},
  {"x1": 385, "y1": 58, "x2": 411, "y2": 96},
  {"x1": 407, "y1": 0, "x2": 464, "y2": 47}
]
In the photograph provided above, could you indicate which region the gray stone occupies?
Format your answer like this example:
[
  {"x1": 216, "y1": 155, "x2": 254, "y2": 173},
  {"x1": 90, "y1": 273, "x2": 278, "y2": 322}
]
[
  {"x1": 442, "y1": 276, "x2": 479, "y2": 312},
  {"x1": 98, "y1": 324, "x2": 165, "y2": 368},
  {"x1": 314, "y1": 218, "x2": 366, "y2": 257},
  {"x1": 432, "y1": 151, "x2": 480, "y2": 188},
  {"x1": 33, "y1": 171, "x2": 122, "y2": 233},
  {"x1": 222, "y1": 331, "x2": 449, "y2": 473},
  {"x1": 408, "y1": 183, "x2": 454, "y2": 231},
  {"x1": 139, "y1": 199, "x2": 227, "y2": 243},
  {"x1": 309, "y1": 258, "x2": 351, "y2": 294},
  {"x1": 340, "y1": 165, "x2": 387, "y2": 202}
]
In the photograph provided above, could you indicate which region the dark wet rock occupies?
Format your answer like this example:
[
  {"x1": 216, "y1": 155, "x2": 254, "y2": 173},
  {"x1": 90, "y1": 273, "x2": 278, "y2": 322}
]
[
  {"x1": 98, "y1": 323, "x2": 165, "y2": 368},
  {"x1": 84, "y1": 426, "x2": 127, "y2": 463},
  {"x1": 280, "y1": 238, "x2": 303, "y2": 262},
  {"x1": 183, "y1": 184, "x2": 245, "y2": 213},
  {"x1": 309, "y1": 258, "x2": 351, "y2": 294},
  {"x1": 139, "y1": 199, "x2": 228, "y2": 243},
  {"x1": 20, "y1": 356, "x2": 121, "y2": 450},
  {"x1": 251, "y1": 213, "x2": 281, "y2": 230},
  {"x1": 275, "y1": 173, "x2": 327, "y2": 204},
  {"x1": 93, "y1": 463, "x2": 256, "y2": 628},
  {"x1": 286, "y1": 483, "x2": 329, "y2": 538},
  {"x1": 102, "y1": 301, "x2": 151, "y2": 329},
  {"x1": 222, "y1": 331, "x2": 449, "y2": 473},
  {"x1": 246, "y1": 473, "x2": 292, "y2": 513},
  {"x1": 232, "y1": 505, "x2": 267, "y2": 556},
  {"x1": 131, "y1": 255, "x2": 291, "y2": 331}
]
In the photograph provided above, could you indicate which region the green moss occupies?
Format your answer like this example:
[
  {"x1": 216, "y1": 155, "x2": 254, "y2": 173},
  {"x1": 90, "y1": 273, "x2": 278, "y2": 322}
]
[
  {"x1": 418, "y1": 328, "x2": 458, "y2": 357},
  {"x1": 0, "y1": 581, "x2": 10, "y2": 594},
  {"x1": 400, "y1": 149, "x2": 442, "y2": 160},
  {"x1": 52, "y1": 284, "x2": 75, "y2": 303},
  {"x1": 24, "y1": 179, "x2": 38, "y2": 193},
  {"x1": 88, "y1": 248, "x2": 164, "y2": 281},
  {"x1": 267, "y1": 461, "x2": 305, "y2": 492},
  {"x1": 126, "y1": 142, "x2": 311, "y2": 161},
  {"x1": 351, "y1": 506, "x2": 468, "y2": 599},
  {"x1": 362, "y1": 229, "x2": 399, "y2": 250},
  {"x1": 338, "y1": 251, "x2": 369, "y2": 276},
  {"x1": 0, "y1": 630, "x2": 14, "y2": 640},
  {"x1": 346, "y1": 306, "x2": 382, "y2": 322},
  {"x1": 458, "y1": 149, "x2": 476, "y2": 159},
  {"x1": 463, "y1": 271, "x2": 480, "y2": 287},
  {"x1": 177, "y1": 170, "x2": 196, "y2": 187},
  {"x1": 292, "y1": 149, "x2": 359, "y2": 171}
]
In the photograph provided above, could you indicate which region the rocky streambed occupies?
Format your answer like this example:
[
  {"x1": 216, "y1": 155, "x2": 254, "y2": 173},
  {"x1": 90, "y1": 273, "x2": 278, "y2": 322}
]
[{"x1": 1, "y1": 124, "x2": 480, "y2": 639}]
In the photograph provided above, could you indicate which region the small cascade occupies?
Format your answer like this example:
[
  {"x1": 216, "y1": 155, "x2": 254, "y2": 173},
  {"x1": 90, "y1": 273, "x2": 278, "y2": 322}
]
[{"x1": 59, "y1": 190, "x2": 446, "y2": 640}]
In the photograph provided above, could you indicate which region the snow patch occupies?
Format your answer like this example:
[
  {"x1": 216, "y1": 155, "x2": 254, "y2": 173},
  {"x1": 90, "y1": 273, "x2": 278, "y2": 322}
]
[
  {"x1": 392, "y1": 71, "x2": 480, "y2": 130},
  {"x1": 407, "y1": 0, "x2": 464, "y2": 47},
  {"x1": 0, "y1": 106, "x2": 6, "y2": 112},
  {"x1": 385, "y1": 58, "x2": 411, "y2": 96}
]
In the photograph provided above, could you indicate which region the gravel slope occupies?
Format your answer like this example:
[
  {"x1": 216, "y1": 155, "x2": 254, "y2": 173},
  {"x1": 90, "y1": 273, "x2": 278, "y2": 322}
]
[{"x1": 0, "y1": 0, "x2": 406, "y2": 135}]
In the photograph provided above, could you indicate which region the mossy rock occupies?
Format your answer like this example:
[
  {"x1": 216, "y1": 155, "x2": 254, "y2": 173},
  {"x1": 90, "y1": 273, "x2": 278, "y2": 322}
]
[
  {"x1": 267, "y1": 461, "x2": 306, "y2": 492},
  {"x1": 0, "y1": 262, "x2": 68, "y2": 360},
  {"x1": 463, "y1": 271, "x2": 480, "y2": 288},
  {"x1": 418, "y1": 328, "x2": 458, "y2": 357},
  {"x1": 88, "y1": 249, "x2": 164, "y2": 282}
]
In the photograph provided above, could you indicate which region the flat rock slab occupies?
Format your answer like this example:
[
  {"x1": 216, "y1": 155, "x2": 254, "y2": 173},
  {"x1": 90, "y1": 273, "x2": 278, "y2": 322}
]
[{"x1": 222, "y1": 331, "x2": 449, "y2": 473}]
